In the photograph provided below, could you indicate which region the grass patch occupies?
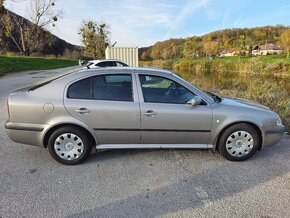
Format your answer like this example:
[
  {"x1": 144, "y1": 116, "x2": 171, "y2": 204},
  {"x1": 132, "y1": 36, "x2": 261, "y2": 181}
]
[{"x1": 0, "y1": 56, "x2": 78, "y2": 76}]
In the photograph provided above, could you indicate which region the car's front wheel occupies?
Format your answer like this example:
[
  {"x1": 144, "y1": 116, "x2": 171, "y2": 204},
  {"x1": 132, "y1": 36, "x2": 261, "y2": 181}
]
[
  {"x1": 48, "y1": 127, "x2": 92, "y2": 165},
  {"x1": 218, "y1": 123, "x2": 260, "y2": 161}
]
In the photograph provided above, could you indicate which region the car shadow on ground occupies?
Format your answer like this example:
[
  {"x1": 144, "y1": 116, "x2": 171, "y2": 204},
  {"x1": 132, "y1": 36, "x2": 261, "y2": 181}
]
[
  {"x1": 66, "y1": 140, "x2": 289, "y2": 218},
  {"x1": 85, "y1": 148, "x2": 216, "y2": 164}
]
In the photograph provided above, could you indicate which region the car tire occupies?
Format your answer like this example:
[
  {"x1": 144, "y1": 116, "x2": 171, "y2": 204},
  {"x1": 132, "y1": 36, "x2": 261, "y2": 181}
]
[
  {"x1": 48, "y1": 127, "x2": 93, "y2": 165},
  {"x1": 218, "y1": 123, "x2": 260, "y2": 161}
]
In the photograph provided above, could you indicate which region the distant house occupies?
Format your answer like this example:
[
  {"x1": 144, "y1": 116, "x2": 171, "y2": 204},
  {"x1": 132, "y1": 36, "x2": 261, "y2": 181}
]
[
  {"x1": 219, "y1": 48, "x2": 239, "y2": 57},
  {"x1": 252, "y1": 44, "x2": 284, "y2": 56}
]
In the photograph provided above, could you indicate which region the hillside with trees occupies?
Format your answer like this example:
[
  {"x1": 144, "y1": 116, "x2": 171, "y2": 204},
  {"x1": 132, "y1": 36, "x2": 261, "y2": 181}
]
[
  {"x1": 140, "y1": 25, "x2": 289, "y2": 60},
  {"x1": 0, "y1": 3, "x2": 81, "y2": 58}
]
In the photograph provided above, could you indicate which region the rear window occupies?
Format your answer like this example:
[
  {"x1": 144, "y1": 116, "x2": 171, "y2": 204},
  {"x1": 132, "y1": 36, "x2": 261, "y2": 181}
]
[
  {"x1": 96, "y1": 61, "x2": 116, "y2": 67},
  {"x1": 116, "y1": 62, "x2": 129, "y2": 67},
  {"x1": 29, "y1": 72, "x2": 74, "y2": 91}
]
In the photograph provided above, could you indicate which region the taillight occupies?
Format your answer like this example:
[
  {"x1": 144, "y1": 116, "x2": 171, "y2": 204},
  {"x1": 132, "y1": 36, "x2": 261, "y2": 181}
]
[{"x1": 7, "y1": 99, "x2": 10, "y2": 119}]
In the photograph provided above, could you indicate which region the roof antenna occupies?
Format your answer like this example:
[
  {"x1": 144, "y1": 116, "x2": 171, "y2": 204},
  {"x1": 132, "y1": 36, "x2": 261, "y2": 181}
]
[{"x1": 84, "y1": 62, "x2": 90, "y2": 69}]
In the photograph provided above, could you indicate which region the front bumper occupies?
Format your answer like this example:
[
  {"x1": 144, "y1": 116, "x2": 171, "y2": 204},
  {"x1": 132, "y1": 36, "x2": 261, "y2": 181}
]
[
  {"x1": 5, "y1": 121, "x2": 47, "y2": 147},
  {"x1": 262, "y1": 125, "x2": 285, "y2": 147}
]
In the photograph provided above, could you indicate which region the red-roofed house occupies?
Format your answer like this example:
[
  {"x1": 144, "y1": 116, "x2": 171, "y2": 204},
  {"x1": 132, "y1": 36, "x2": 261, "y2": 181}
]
[
  {"x1": 218, "y1": 48, "x2": 239, "y2": 57},
  {"x1": 252, "y1": 44, "x2": 284, "y2": 56}
]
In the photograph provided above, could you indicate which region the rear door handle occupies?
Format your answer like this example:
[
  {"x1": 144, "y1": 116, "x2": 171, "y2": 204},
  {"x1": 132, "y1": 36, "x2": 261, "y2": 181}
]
[
  {"x1": 75, "y1": 108, "x2": 90, "y2": 114},
  {"x1": 143, "y1": 110, "x2": 156, "y2": 116}
]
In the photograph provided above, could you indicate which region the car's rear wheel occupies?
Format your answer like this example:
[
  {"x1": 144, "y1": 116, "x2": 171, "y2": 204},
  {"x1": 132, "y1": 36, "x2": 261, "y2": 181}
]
[
  {"x1": 218, "y1": 123, "x2": 260, "y2": 161},
  {"x1": 48, "y1": 127, "x2": 92, "y2": 165}
]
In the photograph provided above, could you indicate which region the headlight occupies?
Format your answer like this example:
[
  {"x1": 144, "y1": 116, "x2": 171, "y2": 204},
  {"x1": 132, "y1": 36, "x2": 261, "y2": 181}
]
[{"x1": 277, "y1": 117, "x2": 283, "y2": 126}]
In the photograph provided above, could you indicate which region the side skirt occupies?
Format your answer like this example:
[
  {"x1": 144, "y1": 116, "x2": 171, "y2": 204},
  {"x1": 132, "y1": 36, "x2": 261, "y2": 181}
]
[{"x1": 96, "y1": 144, "x2": 213, "y2": 150}]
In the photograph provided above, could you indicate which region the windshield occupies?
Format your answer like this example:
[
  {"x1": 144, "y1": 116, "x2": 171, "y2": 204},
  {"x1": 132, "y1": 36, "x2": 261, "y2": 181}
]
[{"x1": 171, "y1": 73, "x2": 214, "y2": 101}]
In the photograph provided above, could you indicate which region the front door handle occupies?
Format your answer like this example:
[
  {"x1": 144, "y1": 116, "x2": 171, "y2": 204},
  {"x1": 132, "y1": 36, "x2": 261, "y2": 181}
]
[
  {"x1": 75, "y1": 108, "x2": 90, "y2": 114},
  {"x1": 143, "y1": 110, "x2": 156, "y2": 116}
]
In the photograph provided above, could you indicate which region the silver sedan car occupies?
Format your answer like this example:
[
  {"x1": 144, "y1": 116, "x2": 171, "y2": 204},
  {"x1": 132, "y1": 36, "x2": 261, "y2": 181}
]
[{"x1": 5, "y1": 68, "x2": 285, "y2": 165}]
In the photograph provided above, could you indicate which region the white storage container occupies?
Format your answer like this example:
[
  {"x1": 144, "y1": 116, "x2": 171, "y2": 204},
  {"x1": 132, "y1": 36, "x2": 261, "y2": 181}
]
[{"x1": 105, "y1": 47, "x2": 138, "y2": 67}]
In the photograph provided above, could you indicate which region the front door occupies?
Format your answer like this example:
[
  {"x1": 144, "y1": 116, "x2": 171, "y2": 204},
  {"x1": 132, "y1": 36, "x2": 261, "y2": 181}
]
[
  {"x1": 138, "y1": 74, "x2": 212, "y2": 145},
  {"x1": 64, "y1": 73, "x2": 140, "y2": 144}
]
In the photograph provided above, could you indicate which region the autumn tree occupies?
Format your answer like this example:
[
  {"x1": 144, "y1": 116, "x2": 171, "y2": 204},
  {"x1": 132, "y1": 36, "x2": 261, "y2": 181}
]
[
  {"x1": 252, "y1": 29, "x2": 266, "y2": 43},
  {"x1": 280, "y1": 28, "x2": 290, "y2": 58},
  {"x1": 233, "y1": 34, "x2": 252, "y2": 58},
  {"x1": 220, "y1": 34, "x2": 231, "y2": 50},
  {"x1": 183, "y1": 37, "x2": 202, "y2": 58},
  {"x1": 141, "y1": 50, "x2": 151, "y2": 61},
  {"x1": 203, "y1": 36, "x2": 219, "y2": 58},
  {"x1": 79, "y1": 21, "x2": 110, "y2": 59}
]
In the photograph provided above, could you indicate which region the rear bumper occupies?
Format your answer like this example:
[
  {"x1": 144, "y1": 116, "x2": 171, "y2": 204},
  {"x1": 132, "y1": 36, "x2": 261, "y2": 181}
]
[
  {"x1": 262, "y1": 126, "x2": 285, "y2": 147},
  {"x1": 5, "y1": 121, "x2": 46, "y2": 147}
]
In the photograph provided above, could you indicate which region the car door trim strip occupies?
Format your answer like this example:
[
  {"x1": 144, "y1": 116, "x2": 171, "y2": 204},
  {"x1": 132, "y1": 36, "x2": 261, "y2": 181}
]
[
  {"x1": 5, "y1": 124, "x2": 44, "y2": 132},
  {"x1": 93, "y1": 128, "x2": 210, "y2": 132}
]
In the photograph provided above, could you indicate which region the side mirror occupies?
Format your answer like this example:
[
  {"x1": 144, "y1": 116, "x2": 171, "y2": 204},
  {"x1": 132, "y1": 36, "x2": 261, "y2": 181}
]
[{"x1": 187, "y1": 96, "x2": 202, "y2": 106}]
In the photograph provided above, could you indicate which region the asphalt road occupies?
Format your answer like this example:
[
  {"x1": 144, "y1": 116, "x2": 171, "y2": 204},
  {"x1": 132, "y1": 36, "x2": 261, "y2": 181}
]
[{"x1": 0, "y1": 67, "x2": 289, "y2": 218}]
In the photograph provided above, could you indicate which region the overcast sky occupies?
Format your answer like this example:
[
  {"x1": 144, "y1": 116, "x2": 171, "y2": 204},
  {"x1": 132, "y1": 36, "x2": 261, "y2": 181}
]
[{"x1": 4, "y1": 0, "x2": 290, "y2": 47}]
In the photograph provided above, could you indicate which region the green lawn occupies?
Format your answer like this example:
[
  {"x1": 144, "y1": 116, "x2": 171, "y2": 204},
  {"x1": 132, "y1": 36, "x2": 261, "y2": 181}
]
[{"x1": 0, "y1": 56, "x2": 78, "y2": 76}]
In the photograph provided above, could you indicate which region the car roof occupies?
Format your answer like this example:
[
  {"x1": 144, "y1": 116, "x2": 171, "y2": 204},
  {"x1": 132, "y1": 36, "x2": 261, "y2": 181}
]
[
  {"x1": 88, "y1": 59, "x2": 126, "y2": 64},
  {"x1": 76, "y1": 67, "x2": 173, "y2": 77}
]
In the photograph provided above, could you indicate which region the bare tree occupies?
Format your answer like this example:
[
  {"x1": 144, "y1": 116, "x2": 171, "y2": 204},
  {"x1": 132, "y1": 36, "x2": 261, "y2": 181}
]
[
  {"x1": 28, "y1": 0, "x2": 62, "y2": 28},
  {"x1": 0, "y1": 0, "x2": 62, "y2": 55},
  {"x1": 1, "y1": 9, "x2": 30, "y2": 54},
  {"x1": 28, "y1": 0, "x2": 63, "y2": 53}
]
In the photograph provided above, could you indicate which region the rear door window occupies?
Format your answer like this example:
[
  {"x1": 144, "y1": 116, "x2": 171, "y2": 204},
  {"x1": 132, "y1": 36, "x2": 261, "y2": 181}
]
[
  {"x1": 93, "y1": 74, "x2": 133, "y2": 101},
  {"x1": 67, "y1": 78, "x2": 91, "y2": 99},
  {"x1": 67, "y1": 74, "x2": 133, "y2": 102}
]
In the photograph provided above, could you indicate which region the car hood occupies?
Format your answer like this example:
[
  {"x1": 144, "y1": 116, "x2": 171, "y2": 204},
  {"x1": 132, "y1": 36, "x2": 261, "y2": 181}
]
[{"x1": 220, "y1": 95, "x2": 270, "y2": 111}]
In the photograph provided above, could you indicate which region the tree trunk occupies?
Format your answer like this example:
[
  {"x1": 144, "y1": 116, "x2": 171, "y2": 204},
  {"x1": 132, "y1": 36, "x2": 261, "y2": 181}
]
[
  {"x1": 19, "y1": 26, "x2": 27, "y2": 56},
  {"x1": 1, "y1": 19, "x2": 23, "y2": 53}
]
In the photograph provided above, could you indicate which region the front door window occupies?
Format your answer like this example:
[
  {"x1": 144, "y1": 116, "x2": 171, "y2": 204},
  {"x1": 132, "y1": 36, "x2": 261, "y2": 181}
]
[{"x1": 139, "y1": 75, "x2": 195, "y2": 104}]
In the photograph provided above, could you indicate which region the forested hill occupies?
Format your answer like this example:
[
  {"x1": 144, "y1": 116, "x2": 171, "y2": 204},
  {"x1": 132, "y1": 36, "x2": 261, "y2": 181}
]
[
  {"x1": 0, "y1": 8, "x2": 81, "y2": 57},
  {"x1": 139, "y1": 25, "x2": 288, "y2": 60}
]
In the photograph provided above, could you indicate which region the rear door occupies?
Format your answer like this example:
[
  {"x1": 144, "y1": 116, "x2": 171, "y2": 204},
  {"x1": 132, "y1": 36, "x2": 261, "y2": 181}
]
[
  {"x1": 64, "y1": 73, "x2": 141, "y2": 144},
  {"x1": 137, "y1": 74, "x2": 212, "y2": 145}
]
